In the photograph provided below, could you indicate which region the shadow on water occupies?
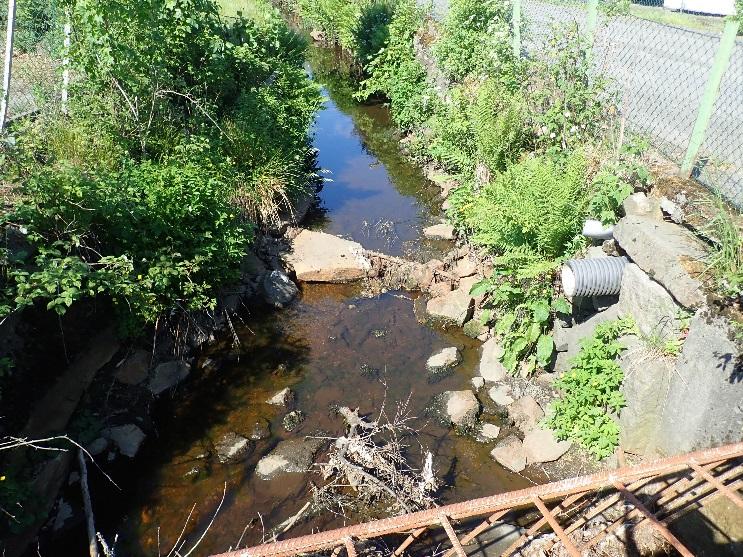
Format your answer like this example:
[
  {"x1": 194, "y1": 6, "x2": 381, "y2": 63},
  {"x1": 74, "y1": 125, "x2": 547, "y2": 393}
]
[{"x1": 80, "y1": 49, "x2": 529, "y2": 557}]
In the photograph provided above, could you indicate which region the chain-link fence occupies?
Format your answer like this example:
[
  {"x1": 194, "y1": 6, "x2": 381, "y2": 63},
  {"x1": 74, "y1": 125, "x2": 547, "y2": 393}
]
[
  {"x1": 0, "y1": 0, "x2": 64, "y2": 127},
  {"x1": 520, "y1": 0, "x2": 742, "y2": 206}
]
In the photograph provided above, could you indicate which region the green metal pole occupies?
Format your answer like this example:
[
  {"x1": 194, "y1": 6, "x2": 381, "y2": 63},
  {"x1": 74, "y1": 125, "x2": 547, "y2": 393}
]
[
  {"x1": 586, "y1": 0, "x2": 598, "y2": 46},
  {"x1": 512, "y1": 0, "x2": 522, "y2": 57},
  {"x1": 681, "y1": 19, "x2": 740, "y2": 176}
]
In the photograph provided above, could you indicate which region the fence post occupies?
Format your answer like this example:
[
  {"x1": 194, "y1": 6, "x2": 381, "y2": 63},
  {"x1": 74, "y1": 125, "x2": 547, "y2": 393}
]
[
  {"x1": 0, "y1": 0, "x2": 17, "y2": 132},
  {"x1": 62, "y1": 9, "x2": 71, "y2": 114},
  {"x1": 586, "y1": 0, "x2": 598, "y2": 45},
  {"x1": 512, "y1": 0, "x2": 522, "y2": 57},
  {"x1": 681, "y1": 19, "x2": 740, "y2": 176}
]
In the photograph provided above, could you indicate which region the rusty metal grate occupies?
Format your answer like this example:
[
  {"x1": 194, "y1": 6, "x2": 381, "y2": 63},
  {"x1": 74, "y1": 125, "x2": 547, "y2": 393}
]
[{"x1": 211, "y1": 442, "x2": 743, "y2": 557}]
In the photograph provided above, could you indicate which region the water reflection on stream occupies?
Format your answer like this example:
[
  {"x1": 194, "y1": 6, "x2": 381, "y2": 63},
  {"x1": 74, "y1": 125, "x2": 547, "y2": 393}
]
[{"x1": 106, "y1": 47, "x2": 529, "y2": 556}]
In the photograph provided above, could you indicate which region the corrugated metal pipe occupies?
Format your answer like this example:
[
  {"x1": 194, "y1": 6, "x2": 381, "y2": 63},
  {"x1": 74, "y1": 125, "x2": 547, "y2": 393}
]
[{"x1": 561, "y1": 256, "x2": 628, "y2": 297}]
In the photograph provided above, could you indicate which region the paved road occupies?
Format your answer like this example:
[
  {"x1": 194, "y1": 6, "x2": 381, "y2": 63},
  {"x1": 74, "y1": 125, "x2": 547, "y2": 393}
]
[{"x1": 421, "y1": 0, "x2": 743, "y2": 205}]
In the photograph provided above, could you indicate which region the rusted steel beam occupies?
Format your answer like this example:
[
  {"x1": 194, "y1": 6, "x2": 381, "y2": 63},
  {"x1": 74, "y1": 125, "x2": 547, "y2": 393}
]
[
  {"x1": 439, "y1": 515, "x2": 467, "y2": 557},
  {"x1": 392, "y1": 527, "x2": 427, "y2": 557},
  {"x1": 689, "y1": 462, "x2": 743, "y2": 510},
  {"x1": 343, "y1": 537, "x2": 356, "y2": 557},
  {"x1": 531, "y1": 496, "x2": 581, "y2": 557},
  {"x1": 211, "y1": 442, "x2": 743, "y2": 557},
  {"x1": 613, "y1": 481, "x2": 694, "y2": 557},
  {"x1": 501, "y1": 492, "x2": 586, "y2": 556}
]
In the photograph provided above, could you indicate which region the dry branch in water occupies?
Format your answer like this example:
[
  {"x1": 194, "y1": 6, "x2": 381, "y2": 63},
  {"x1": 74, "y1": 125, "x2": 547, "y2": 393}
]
[{"x1": 314, "y1": 400, "x2": 439, "y2": 517}]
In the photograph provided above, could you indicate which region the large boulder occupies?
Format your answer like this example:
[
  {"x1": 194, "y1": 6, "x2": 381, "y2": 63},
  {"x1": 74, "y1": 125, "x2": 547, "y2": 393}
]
[
  {"x1": 613, "y1": 216, "x2": 707, "y2": 308},
  {"x1": 619, "y1": 337, "x2": 673, "y2": 456},
  {"x1": 617, "y1": 263, "x2": 681, "y2": 339},
  {"x1": 103, "y1": 424, "x2": 146, "y2": 458},
  {"x1": 215, "y1": 432, "x2": 253, "y2": 464},
  {"x1": 479, "y1": 338, "x2": 508, "y2": 382},
  {"x1": 426, "y1": 288, "x2": 474, "y2": 326},
  {"x1": 149, "y1": 360, "x2": 190, "y2": 395},
  {"x1": 508, "y1": 396, "x2": 544, "y2": 433},
  {"x1": 283, "y1": 229, "x2": 370, "y2": 282},
  {"x1": 255, "y1": 437, "x2": 326, "y2": 479},
  {"x1": 263, "y1": 270, "x2": 299, "y2": 308},
  {"x1": 523, "y1": 427, "x2": 571, "y2": 463},
  {"x1": 657, "y1": 311, "x2": 743, "y2": 455},
  {"x1": 490, "y1": 435, "x2": 527, "y2": 473},
  {"x1": 114, "y1": 350, "x2": 150, "y2": 386}
]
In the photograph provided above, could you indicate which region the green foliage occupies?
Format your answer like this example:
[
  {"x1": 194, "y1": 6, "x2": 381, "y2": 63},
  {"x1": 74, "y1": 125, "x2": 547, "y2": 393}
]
[
  {"x1": 356, "y1": 0, "x2": 435, "y2": 130},
  {"x1": 700, "y1": 193, "x2": 743, "y2": 300},
  {"x1": 2, "y1": 0, "x2": 320, "y2": 327},
  {"x1": 434, "y1": 0, "x2": 517, "y2": 84},
  {"x1": 547, "y1": 317, "x2": 636, "y2": 460},
  {"x1": 428, "y1": 79, "x2": 529, "y2": 174},
  {"x1": 529, "y1": 24, "x2": 613, "y2": 153},
  {"x1": 471, "y1": 256, "x2": 569, "y2": 376},
  {"x1": 458, "y1": 152, "x2": 589, "y2": 258},
  {"x1": 0, "y1": 0, "x2": 61, "y2": 53}
]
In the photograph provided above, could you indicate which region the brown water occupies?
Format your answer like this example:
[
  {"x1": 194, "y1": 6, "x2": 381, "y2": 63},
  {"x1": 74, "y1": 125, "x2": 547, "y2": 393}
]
[{"x1": 91, "y1": 47, "x2": 529, "y2": 557}]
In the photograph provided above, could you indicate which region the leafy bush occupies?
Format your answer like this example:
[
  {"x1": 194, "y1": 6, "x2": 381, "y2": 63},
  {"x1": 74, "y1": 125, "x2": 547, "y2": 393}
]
[
  {"x1": 434, "y1": 0, "x2": 517, "y2": 84},
  {"x1": 356, "y1": 0, "x2": 435, "y2": 131},
  {"x1": 546, "y1": 317, "x2": 636, "y2": 460},
  {"x1": 458, "y1": 152, "x2": 589, "y2": 258}
]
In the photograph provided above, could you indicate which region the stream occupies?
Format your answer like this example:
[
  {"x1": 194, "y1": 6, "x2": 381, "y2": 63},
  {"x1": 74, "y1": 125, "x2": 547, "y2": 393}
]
[{"x1": 77, "y1": 46, "x2": 531, "y2": 557}]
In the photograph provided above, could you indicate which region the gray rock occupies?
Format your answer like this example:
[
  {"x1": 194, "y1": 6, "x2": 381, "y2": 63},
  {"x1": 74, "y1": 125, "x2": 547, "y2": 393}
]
[
  {"x1": 471, "y1": 376, "x2": 485, "y2": 390},
  {"x1": 263, "y1": 270, "x2": 299, "y2": 308},
  {"x1": 617, "y1": 263, "x2": 681, "y2": 340},
  {"x1": 490, "y1": 435, "x2": 527, "y2": 473},
  {"x1": 426, "y1": 347, "x2": 462, "y2": 372},
  {"x1": 283, "y1": 410, "x2": 305, "y2": 432},
  {"x1": 523, "y1": 427, "x2": 571, "y2": 463},
  {"x1": 87, "y1": 438, "x2": 108, "y2": 457},
  {"x1": 267, "y1": 387, "x2": 294, "y2": 407},
  {"x1": 553, "y1": 305, "x2": 622, "y2": 355},
  {"x1": 249, "y1": 419, "x2": 271, "y2": 441},
  {"x1": 508, "y1": 396, "x2": 544, "y2": 433},
  {"x1": 480, "y1": 423, "x2": 501, "y2": 440},
  {"x1": 103, "y1": 424, "x2": 146, "y2": 458},
  {"x1": 423, "y1": 223, "x2": 456, "y2": 240},
  {"x1": 215, "y1": 432, "x2": 253, "y2": 464},
  {"x1": 613, "y1": 216, "x2": 707, "y2": 308},
  {"x1": 658, "y1": 312, "x2": 743, "y2": 455},
  {"x1": 619, "y1": 337, "x2": 673, "y2": 456},
  {"x1": 149, "y1": 360, "x2": 190, "y2": 395},
  {"x1": 432, "y1": 390, "x2": 481, "y2": 431},
  {"x1": 660, "y1": 197, "x2": 684, "y2": 223},
  {"x1": 283, "y1": 229, "x2": 370, "y2": 283},
  {"x1": 453, "y1": 257, "x2": 477, "y2": 278},
  {"x1": 426, "y1": 288, "x2": 474, "y2": 326},
  {"x1": 255, "y1": 436, "x2": 326, "y2": 479},
  {"x1": 114, "y1": 350, "x2": 150, "y2": 386},
  {"x1": 479, "y1": 338, "x2": 508, "y2": 382},
  {"x1": 622, "y1": 192, "x2": 662, "y2": 220},
  {"x1": 488, "y1": 384, "x2": 515, "y2": 406}
]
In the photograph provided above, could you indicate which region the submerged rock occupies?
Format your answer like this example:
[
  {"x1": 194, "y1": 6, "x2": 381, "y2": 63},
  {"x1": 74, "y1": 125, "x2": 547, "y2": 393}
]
[
  {"x1": 267, "y1": 387, "x2": 294, "y2": 408},
  {"x1": 149, "y1": 360, "x2": 190, "y2": 395},
  {"x1": 283, "y1": 229, "x2": 370, "y2": 283},
  {"x1": 426, "y1": 347, "x2": 461, "y2": 383},
  {"x1": 423, "y1": 223, "x2": 456, "y2": 240},
  {"x1": 490, "y1": 434, "x2": 527, "y2": 473},
  {"x1": 283, "y1": 410, "x2": 305, "y2": 432},
  {"x1": 249, "y1": 419, "x2": 271, "y2": 441},
  {"x1": 255, "y1": 436, "x2": 326, "y2": 479},
  {"x1": 215, "y1": 432, "x2": 253, "y2": 464},
  {"x1": 263, "y1": 270, "x2": 299, "y2": 308}
]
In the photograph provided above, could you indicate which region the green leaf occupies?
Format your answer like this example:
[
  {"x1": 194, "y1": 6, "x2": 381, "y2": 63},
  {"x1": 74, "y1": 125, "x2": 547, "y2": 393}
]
[
  {"x1": 536, "y1": 334, "x2": 554, "y2": 366},
  {"x1": 531, "y1": 300, "x2": 550, "y2": 323},
  {"x1": 552, "y1": 297, "x2": 571, "y2": 314}
]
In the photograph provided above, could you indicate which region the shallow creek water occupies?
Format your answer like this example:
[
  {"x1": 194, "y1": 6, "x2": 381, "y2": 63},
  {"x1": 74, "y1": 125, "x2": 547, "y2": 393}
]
[{"x1": 98, "y1": 47, "x2": 531, "y2": 556}]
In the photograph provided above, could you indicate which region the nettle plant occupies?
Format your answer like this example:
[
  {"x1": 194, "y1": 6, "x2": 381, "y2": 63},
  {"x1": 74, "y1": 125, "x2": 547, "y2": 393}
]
[{"x1": 546, "y1": 316, "x2": 636, "y2": 460}]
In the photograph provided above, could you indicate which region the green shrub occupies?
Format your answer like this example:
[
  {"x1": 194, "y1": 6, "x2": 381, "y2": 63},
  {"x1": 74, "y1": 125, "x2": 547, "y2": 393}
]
[
  {"x1": 546, "y1": 317, "x2": 636, "y2": 460},
  {"x1": 459, "y1": 152, "x2": 589, "y2": 258},
  {"x1": 356, "y1": 0, "x2": 435, "y2": 131},
  {"x1": 434, "y1": 0, "x2": 517, "y2": 84}
]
